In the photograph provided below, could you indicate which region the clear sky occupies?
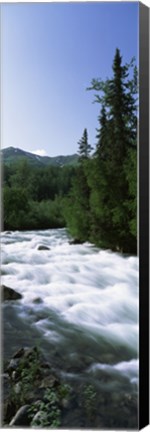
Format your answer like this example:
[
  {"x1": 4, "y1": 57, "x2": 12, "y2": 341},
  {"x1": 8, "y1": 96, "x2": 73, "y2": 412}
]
[{"x1": 1, "y1": 2, "x2": 138, "y2": 157}]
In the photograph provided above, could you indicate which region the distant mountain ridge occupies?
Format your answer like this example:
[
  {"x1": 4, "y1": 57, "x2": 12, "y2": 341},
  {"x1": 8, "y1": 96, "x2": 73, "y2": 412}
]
[{"x1": 1, "y1": 147, "x2": 78, "y2": 167}]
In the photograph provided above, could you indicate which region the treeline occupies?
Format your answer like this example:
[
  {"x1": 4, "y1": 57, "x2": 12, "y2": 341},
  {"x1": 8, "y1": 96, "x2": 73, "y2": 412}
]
[
  {"x1": 2, "y1": 162, "x2": 75, "y2": 230},
  {"x1": 64, "y1": 49, "x2": 137, "y2": 254},
  {"x1": 2, "y1": 49, "x2": 137, "y2": 254}
]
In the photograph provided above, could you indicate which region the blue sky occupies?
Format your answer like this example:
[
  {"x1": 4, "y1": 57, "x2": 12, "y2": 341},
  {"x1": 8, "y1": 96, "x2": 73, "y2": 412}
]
[{"x1": 1, "y1": 2, "x2": 138, "y2": 157}]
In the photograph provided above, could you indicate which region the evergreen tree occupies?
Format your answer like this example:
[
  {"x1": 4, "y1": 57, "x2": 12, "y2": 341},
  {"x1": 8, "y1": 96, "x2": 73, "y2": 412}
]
[
  {"x1": 2, "y1": 162, "x2": 75, "y2": 231},
  {"x1": 78, "y1": 128, "x2": 93, "y2": 161},
  {"x1": 64, "y1": 129, "x2": 92, "y2": 242},
  {"x1": 87, "y1": 48, "x2": 137, "y2": 252},
  {"x1": 95, "y1": 105, "x2": 108, "y2": 160}
]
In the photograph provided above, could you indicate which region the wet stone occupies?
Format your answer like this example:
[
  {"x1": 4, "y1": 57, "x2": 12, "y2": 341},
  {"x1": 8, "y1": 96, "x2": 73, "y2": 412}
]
[
  {"x1": 2, "y1": 285, "x2": 22, "y2": 301},
  {"x1": 1, "y1": 373, "x2": 11, "y2": 401},
  {"x1": 6, "y1": 358, "x2": 19, "y2": 372},
  {"x1": 32, "y1": 410, "x2": 43, "y2": 425},
  {"x1": 13, "y1": 348, "x2": 25, "y2": 359},
  {"x1": 23, "y1": 346, "x2": 39, "y2": 359},
  {"x1": 61, "y1": 398, "x2": 70, "y2": 409},
  {"x1": 69, "y1": 239, "x2": 83, "y2": 245},
  {"x1": 3, "y1": 400, "x2": 16, "y2": 424},
  {"x1": 33, "y1": 297, "x2": 43, "y2": 304},
  {"x1": 37, "y1": 245, "x2": 50, "y2": 251},
  {"x1": 40, "y1": 375, "x2": 59, "y2": 388},
  {"x1": 14, "y1": 382, "x2": 21, "y2": 395},
  {"x1": 9, "y1": 404, "x2": 30, "y2": 426}
]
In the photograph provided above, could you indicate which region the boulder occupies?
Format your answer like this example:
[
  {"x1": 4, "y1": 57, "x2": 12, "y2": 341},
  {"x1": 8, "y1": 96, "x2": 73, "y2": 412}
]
[
  {"x1": 37, "y1": 245, "x2": 50, "y2": 251},
  {"x1": 13, "y1": 348, "x2": 25, "y2": 359},
  {"x1": 14, "y1": 382, "x2": 21, "y2": 395},
  {"x1": 61, "y1": 398, "x2": 70, "y2": 409},
  {"x1": 69, "y1": 239, "x2": 83, "y2": 245},
  {"x1": 32, "y1": 410, "x2": 43, "y2": 425},
  {"x1": 6, "y1": 358, "x2": 19, "y2": 373},
  {"x1": 2, "y1": 285, "x2": 22, "y2": 301},
  {"x1": 1, "y1": 373, "x2": 11, "y2": 401},
  {"x1": 23, "y1": 346, "x2": 39, "y2": 360},
  {"x1": 40, "y1": 374, "x2": 59, "y2": 389},
  {"x1": 3, "y1": 400, "x2": 16, "y2": 424},
  {"x1": 33, "y1": 297, "x2": 43, "y2": 304},
  {"x1": 9, "y1": 405, "x2": 30, "y2": 426}
]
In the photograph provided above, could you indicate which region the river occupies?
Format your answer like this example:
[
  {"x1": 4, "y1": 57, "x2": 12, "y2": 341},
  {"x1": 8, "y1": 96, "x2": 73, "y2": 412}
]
[{"x1": 1, "y1": 228, "x2": 139, "y2": 428}]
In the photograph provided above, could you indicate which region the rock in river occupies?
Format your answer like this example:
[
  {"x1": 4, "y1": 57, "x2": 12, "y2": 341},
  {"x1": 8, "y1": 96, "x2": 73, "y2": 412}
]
[
  {"x1": 37, "y1": 245, "x2": 50, "y2": 251},
  {"x1": 2, "y1": 285, "x2": 22, "y2": 302}
]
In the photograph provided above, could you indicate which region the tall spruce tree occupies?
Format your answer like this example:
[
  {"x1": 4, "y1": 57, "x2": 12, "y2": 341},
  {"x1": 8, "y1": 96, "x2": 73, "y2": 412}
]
[
  {"x1": 78, "y1": 128, "x2": 93, "y2": 161},
  {"x1": 87, "y1": 48, "x2": 137, "y2": 252},
  {"x1": 64, "y1": 129, "x2": 92, "y2": 242},
  {"x1": 63, "y1": 49, "x2": 137, "y2": 252},
  {"x1": 95, "y1": 105, "x2": 108, "y2": 160}
]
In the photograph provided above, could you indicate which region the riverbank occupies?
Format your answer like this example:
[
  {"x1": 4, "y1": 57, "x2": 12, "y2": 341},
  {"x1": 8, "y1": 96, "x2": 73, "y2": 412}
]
[{"x1": 2, "y1": 345, "x2": 138, "y2": 428}]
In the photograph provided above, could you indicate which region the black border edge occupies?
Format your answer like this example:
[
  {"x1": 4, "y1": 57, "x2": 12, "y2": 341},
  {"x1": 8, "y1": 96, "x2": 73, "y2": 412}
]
[{"x1": 139, "y1": 2, "x2": 149, "y2": 430}]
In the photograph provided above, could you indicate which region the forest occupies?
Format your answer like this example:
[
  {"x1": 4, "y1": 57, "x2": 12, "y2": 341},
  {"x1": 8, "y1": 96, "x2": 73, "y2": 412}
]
[{"x1": 2, "y1": 49, "x2": 137, "y2": 254}]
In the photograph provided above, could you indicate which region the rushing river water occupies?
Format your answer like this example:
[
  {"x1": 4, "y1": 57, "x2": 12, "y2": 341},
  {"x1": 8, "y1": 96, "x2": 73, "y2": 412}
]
[{"x1": 1, "y1": 228, "x2": 139, "y2": 428}]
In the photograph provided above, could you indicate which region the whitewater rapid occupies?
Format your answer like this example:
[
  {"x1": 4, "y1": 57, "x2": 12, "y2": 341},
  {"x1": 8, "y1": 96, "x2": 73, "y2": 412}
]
[{"x1": 1, "y1": 228, "x2": 139, "y2": 393}]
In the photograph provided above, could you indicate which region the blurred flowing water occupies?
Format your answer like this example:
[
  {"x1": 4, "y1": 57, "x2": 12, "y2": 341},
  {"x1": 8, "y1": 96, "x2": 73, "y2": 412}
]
[{"x1": 1, "y1": 228, "x2": 139, "y2": 427}]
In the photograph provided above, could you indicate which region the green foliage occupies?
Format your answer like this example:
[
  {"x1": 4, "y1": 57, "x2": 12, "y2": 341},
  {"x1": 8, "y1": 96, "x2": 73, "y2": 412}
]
[
  {"x1": 124, "y1": 148, "x2": 137, "y2": 238},
  {"x1": 2, "y1": 163, "x2": 75, "y2": 231},
  {"x1": 9, "y1": 348, "x2": 41, "y2": 409},
  {"x1": 63, "y1": 165, "x2": 91, "y2": 242},
  {"x1": 3, "y1": 186, "x2": 30, "y2": 230},
  {"x1": 82, "y1": 384, "x2": 97, "y2": 422},
  {"x1": 85, "y1": 48, "x2": 137, "y2": 253},
  {"x1": 28, "y1": 197, "x2": 65, "y2": 230},
  {"x1": 30, "y1": 388, "x2": 61, "y2": 428},
  {"x1": 83, "y1": 384, "x2": 96, "y2": 406},
  {"x1": 63, "y1": 130, "x2": 92, "y2": 243},
  {"x1": 8, "y1": 348, "x2": 72, "y2": 428},
  {"x1": 58, "y1": 383, "x2": 71, "y2": 399},
  {"x1": 29, "y1": 383, "x2": 71, "y2": 427}
]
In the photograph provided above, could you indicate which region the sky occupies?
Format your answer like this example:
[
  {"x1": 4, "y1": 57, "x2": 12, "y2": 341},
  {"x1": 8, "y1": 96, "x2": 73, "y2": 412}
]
[{"x1": 1, "y1": 2, "x2": 139, "y2": 157}]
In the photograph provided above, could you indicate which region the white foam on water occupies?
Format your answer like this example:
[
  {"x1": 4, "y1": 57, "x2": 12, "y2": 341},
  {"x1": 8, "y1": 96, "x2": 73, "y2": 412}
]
[
  {"x1": 87, "y1": 359, "x2": 139, "y2": 384},
  {"x1": 2, "y1": 228, "x2": 139, "y2": 384}
]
